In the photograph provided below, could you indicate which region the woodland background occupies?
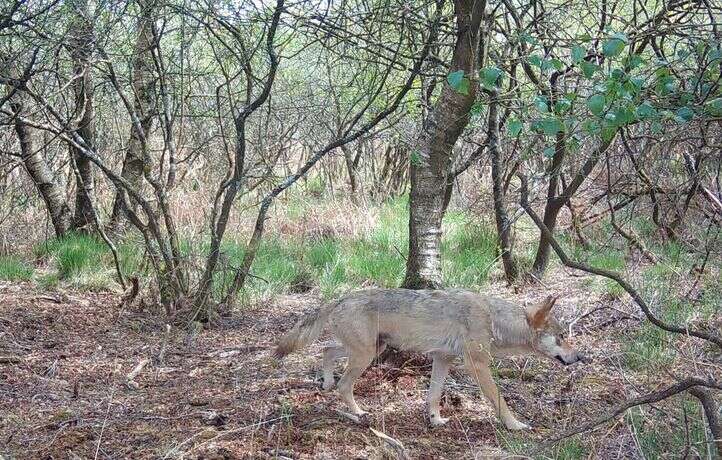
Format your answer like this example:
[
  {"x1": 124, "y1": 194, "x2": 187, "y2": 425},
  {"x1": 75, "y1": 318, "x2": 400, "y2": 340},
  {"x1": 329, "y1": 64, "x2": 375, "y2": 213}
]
[{"x1": 0, "y1": 0, "x2": 721, "y2": 458}]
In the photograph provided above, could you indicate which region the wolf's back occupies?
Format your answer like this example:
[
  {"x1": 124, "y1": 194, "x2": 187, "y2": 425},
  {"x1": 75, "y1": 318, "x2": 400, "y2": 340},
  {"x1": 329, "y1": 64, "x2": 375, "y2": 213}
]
[{"x1": 274, "y1": 301, "x2": 337, "y2": 358}]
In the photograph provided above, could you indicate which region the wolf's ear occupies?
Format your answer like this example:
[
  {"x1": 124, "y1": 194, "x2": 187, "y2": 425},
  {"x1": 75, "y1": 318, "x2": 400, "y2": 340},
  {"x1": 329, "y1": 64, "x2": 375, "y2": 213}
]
[{"x1": 526, "y1": 295, "x2": 558, "y2": 329}]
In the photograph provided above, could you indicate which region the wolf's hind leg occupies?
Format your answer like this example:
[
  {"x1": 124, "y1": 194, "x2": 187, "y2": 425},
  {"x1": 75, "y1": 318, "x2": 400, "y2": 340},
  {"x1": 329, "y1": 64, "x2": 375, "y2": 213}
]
[
  {"x1": 427, "y1": 353, "x2": 454, "y2": 427},
  {"x1": 336, "y1": 350, "x2": 374, "y2": 417},
  {"x1": 463, "y1": 350, "x2": 529, "y2": 431},
  {"x1": 321, "y1": 344, "x2": 346, "y2": 391}
]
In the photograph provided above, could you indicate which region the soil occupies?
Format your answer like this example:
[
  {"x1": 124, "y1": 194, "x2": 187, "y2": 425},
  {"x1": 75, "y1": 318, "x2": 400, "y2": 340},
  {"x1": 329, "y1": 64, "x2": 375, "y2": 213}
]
[{"x1": 0, "y1": 274, "x2": 710, "y2": 459}]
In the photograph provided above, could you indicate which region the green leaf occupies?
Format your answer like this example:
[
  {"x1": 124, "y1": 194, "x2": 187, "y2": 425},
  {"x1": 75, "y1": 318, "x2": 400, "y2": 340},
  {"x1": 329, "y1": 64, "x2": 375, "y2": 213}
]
[
  {"x1": 614, "y1": 106, "x2": 635, "y2": 125},
  {"x1": 611, "y1": 68, "x2": 626, "y2": 80},
  {"x1": 704, "y1": 98, "x2": 722, "y2": 116},
  {"x1": 529, "y1": 55, "x2": 543, "y2": 68},
  {"x1": 507, "y1": 118, "x2": 523, "y2": 137},
  {"x1": 628, "y1": 77, "x2": 644, "y2": 94},
  {"x1": 550, "y1": 58, "x2": 564, "y2": 71},
  {"x1": 571, "y1": 45, "x2": 586, "y2": 64},
  {"x1": 541, "y1": 117, "x2": 563, "y2": 135},
  {"x1": 470, "y1": 101, "x2": 484, "y2": 116},
  {"x1": 603, "y1": 33, "x2": 628, "y2": 57},
  {"x1": 447, "y1": 70, "x2": 469, "y2": 95},
  {"x1": 480, "y1": 66, "x2": 502, "y2": 89},
  {"x1": 554, "y1": 98, "x2": 572, "y2": 114},
  {"x1": 625, "y1": 54, "x2": 644, "y2": 70},
  {"x1": 587, "y1": 94, "x2": 606, "y2": 116},
  {"x1": 410, "y1": 150, "x2": 422, "y2": 166},
  {"x1": 567, "y1": 136, "x2": 581, "y2": 152},
  {"x1": 534, "y1": 95, "x2": 549, "y2": 112},
  {"x1": 580, "y1": 61, "x2": 600, "y2": 78},
  {"x1": 543, "y1": 146, "x2": 556, "y2": 158},
  {"x1": 675, "y1": 106, "x2": 694, "y2": 123},
  {"x1": 636, "y1": 101, "x2": 656, "y2": 120},
  {"x1": 520, "y1": 32, "x2": 538, "y2": 45},
  {"x1": 601, "y1": 125, "x2": 617, "y2": 142},
  {"x1": 582, "y1": 119, "x2": 600, "y2": 135}
]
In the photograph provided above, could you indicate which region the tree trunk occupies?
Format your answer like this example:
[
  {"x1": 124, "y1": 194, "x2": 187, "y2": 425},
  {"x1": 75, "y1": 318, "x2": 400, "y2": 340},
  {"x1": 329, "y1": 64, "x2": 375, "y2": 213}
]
[
  {"x1": 69, "y1": 0, "x2": 96, "y2": 231},
  {"x1": 9, "y1": 88, "x2": 72, "y2": 237},
  {"x1": 109, "y1": 0, "x2": 156, "y2": 231},
  {"x1": 488, "y1": 91, "x2": 518, "y2": 283},
  {"x1": 402, "y1": 0, "x2": 486, "y2": 289},
  {"x1": 341, "y1": 144, "x2": 360, "y2": 201},
  {"x1": 530, "y1": 133, "x2": 616, "y2": 278}
]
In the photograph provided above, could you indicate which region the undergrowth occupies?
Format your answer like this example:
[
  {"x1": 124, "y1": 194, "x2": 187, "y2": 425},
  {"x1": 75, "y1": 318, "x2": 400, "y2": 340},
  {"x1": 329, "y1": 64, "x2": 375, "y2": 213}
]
[{"x1": 0, "y1": 256, "x2": 34, "y2": 281}]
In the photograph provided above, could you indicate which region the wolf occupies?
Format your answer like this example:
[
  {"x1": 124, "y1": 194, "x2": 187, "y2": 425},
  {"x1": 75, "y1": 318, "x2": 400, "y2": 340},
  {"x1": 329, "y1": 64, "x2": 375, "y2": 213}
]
[{"x1": 274, "y1": 288, "x2": 584, "y2": 430}]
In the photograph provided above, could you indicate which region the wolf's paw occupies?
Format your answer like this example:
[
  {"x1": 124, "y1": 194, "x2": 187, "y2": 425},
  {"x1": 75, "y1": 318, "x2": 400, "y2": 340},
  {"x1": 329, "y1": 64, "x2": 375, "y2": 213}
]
[
  {"x1": 504, "y1": 419, "x2": 530, "y2": 431},
  {"x1": 429, "y1": 415, "x2": 449, "y2": 427}
]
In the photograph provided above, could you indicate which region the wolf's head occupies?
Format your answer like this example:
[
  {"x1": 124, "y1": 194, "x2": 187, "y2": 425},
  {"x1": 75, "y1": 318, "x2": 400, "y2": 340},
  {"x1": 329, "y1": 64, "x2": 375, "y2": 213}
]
[{"x1": 526, "y1": 296, "x2": 584, "y2": 365}]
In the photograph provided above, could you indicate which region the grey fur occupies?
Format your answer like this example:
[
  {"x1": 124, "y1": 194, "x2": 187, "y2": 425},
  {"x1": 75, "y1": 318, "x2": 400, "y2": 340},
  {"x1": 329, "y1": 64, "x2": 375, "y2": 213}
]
[{"x1": 274, "y1": 288, "x2": 582, "y2": 430}]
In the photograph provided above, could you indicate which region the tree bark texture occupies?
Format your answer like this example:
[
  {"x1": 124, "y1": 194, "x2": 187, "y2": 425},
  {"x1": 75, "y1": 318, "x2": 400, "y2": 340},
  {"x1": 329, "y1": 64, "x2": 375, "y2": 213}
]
[
  {"x1": 402, "y1": 0, "x2": 486, "y2": 289},
  {"x1": 69, "y1": 0, "x2": 96, "y2": 231},
  {"x1": 10, "y1": 88, "x2": 72, "y2": 237},
  {"x1": 488, "y1": 91, "x2": 518, "y2": 282},
  {"x1": 110, "y1": 0, "x2": 157, "y2": 230},
  {"x1": 530, "y1": 133, "x2": 616, "y2": 278}
]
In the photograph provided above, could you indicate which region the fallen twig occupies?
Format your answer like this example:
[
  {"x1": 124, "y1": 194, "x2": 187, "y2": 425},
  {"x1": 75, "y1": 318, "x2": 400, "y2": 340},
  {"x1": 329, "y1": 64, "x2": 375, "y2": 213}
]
[
  {"x1": 545, "y1": 377, "x2": 722, "y2": 445},
  {"x1": 370, "y1": 427, "x2": 410, "y2": 460},
  {"x1": 156, "y1": 324, "x2": 171, "y2": 365},
  {"x1": 126, "y1": 358, "x2": 150, "y2": 389}
]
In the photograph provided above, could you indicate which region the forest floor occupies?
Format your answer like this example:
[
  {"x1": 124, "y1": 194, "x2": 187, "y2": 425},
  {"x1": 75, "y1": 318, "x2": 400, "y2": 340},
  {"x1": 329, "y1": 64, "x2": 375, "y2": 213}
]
[{"x1": 1, "y1": 266, "x2": 715, "y2": 460}]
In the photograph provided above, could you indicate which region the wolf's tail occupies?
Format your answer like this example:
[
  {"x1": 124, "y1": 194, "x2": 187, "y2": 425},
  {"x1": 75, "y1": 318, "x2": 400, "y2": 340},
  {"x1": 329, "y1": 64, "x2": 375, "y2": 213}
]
[{"x1": 274, "y1": 301, "x2": 338, "y2": 358}]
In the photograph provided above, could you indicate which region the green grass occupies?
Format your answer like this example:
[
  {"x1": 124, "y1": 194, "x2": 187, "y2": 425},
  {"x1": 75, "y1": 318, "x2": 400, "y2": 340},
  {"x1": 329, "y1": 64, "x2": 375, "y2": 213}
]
[
  {"x1": 34, "y1": 232, "x2": 141, "y2": 291},
  {"x1": 36, "y1": 233, "x2": 107, "y2": 278},
  {"x1": 623, "y1": 324, "x2": 675, "y2": 370},
  {"x1": 554, "y1": 437, "x2": 587, "y2": 460},
  {"x1": 19, "y1": 195, "x2": 501, "y2": 300},
  {"x1": 0, "y1": 256, "x2": 34, "y2": 281},
  {"x1": 627, "y1": 401, "x2": 710, "y2": 458},
  {"x1": 443, "y1": 223, "x2": 498, "y2": 287},
  {"x1": 498, "y1": 430, "x2": 587, "y2": 459},
  {"x1": 212, "y1": 195, "x2": 500, "y2": 301}
]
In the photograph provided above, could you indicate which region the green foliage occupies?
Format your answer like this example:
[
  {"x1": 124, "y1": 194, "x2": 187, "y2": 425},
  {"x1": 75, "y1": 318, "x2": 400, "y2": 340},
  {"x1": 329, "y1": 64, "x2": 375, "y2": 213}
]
[
  {"x1": 587, "y1": 94, "x2": 606, "y2": 116},
  {"x1": 447, "y1": 70, "x2": 470, "y2": 95},
  {"x1": 554, "y1": 437, "x2": 587, "y2": 460},
  {"x1": 623, "y1": 324, "x2": 674, "y2": 370},
  {"x1": 602, "y1": 32, "x2": 628, "y2": 57},
  {"x1": 0, "y1": 256, "x2": 33, "y2": 281},
  {"x1": 627, "y1": 403, "x2": 711, "y2": 458},
  {"x1": 442, "y1": 220, "x2": 498, "y2": 287},
  {"x1": 571, "y1": 45, "x2": 585, "y2": 64},
  {"x1": 507, "y1": 118, "x2": 523, "y2": 137},
  {"x1": 480, "y1": 66, "x2": 502, "y2": 89},
  {"x1": 37, "y1": 233, "x2": 107, "y2": 279}
]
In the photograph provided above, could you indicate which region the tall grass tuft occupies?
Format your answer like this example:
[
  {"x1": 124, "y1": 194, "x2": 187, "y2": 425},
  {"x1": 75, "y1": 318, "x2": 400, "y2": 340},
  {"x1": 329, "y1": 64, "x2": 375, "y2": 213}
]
[
  {"x1": 0, "y1": 256, "x2": 34, "y2": 281},
  {"x1": 36, "y1": 233, "x2": 107, "y2": 278}
]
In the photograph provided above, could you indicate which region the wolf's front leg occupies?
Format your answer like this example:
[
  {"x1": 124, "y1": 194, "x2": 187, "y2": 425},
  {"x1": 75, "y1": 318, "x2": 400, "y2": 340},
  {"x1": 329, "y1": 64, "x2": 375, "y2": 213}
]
[
  {"x1": 463, "y1": 351, "x2": 530, "y2": 431},
  {"x1": 427, "y1": 353, "x2": 454, "y2": 426}
]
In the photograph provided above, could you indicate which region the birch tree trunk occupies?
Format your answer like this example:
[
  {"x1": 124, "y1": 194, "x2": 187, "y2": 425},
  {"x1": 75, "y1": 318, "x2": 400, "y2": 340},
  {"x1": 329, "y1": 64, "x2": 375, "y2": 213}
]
[
  {"x1": 9, "y1": 88, "x2": 72, "y2": 237},
  {"x1": 69, "y1": 0, "x2": 96, "y2": 231},
  {"x1": 109, "y1": 0, "x2": 157, "y2": 231},
  {"x1": 402, "y1": 0, "x2": 486, "y2": 289}
]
